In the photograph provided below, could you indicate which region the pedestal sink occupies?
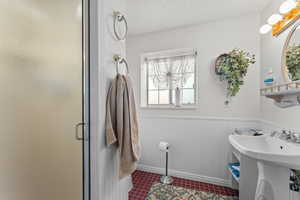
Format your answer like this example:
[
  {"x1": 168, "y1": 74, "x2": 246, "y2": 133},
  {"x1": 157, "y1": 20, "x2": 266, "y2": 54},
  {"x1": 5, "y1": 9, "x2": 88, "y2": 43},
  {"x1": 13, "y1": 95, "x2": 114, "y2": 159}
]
[{"x1": 229, "y1": 134, "x2": 300, "y2": 200}]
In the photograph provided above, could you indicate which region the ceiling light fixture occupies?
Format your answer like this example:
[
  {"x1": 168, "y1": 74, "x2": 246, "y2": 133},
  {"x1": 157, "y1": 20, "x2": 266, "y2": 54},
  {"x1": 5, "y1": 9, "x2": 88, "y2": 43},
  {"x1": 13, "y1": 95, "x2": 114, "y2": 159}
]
[
  {"x1": 260, "y1": 24, "x2": 272, "y2": 34},
  {"x1": 280, "y1": 0, "x2": 297, "y2": 14},
  {"x1": 267, "y1": 14, "x2": 283, "y2": 25},
  {"x1": 260, "y1": 0, "x2": 300, "y2": 36}
]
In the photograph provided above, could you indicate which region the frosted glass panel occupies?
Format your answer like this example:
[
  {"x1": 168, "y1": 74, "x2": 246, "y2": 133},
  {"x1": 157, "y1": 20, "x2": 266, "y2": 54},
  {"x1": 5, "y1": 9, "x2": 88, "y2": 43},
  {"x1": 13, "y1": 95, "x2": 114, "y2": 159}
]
[
  {"x1": 182, "y1": 89, "x2": 195, "y2": 104},
  {"x1": 148, "y1": 90, "x2": 159, "y2": 104},
  {"x1": 183, "y1": 73, "x2": 195, "y2": 89},
  {"x1": 0, "y1": 1, "x2": 83, "y2": 200},
  {"x1": 159, "y1": 90, "x2": 170, "y2": 104},
  {"x1": 148, "y1": 76, "x2": 157, "y2": 89}
]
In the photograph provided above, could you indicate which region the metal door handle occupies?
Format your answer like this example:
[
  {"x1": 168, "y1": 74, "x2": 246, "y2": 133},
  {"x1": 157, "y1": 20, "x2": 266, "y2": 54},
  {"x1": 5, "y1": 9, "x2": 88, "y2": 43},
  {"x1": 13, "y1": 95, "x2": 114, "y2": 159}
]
[{"x1": 75, "y1": 122, "x2": 85, "y2": 140}]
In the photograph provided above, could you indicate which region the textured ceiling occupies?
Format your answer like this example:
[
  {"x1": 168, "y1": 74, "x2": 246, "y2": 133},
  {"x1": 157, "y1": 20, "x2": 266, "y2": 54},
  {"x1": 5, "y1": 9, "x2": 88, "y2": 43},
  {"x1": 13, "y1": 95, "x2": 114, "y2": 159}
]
[{"x1": 126, "y1": 0, "x2": 273, "y2": 35}]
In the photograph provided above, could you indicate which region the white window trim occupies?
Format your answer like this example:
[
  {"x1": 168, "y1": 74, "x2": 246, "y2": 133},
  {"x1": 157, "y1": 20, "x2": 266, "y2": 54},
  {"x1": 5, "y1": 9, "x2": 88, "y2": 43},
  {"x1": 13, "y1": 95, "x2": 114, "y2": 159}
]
[{"x1": 139, "y1": 48, "x2": 199, "y2": 109}]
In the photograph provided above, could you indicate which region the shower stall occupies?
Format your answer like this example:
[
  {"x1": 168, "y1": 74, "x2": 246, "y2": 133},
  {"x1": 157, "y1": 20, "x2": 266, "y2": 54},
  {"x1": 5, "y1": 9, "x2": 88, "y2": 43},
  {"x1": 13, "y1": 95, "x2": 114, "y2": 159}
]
[{"x1": 0, "y1": 0, "x2": 90, "y2": 200}]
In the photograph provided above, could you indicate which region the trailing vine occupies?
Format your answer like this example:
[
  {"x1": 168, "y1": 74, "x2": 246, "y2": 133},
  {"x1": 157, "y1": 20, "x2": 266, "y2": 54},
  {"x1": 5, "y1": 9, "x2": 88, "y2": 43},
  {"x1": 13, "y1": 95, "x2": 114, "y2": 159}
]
[
  {"x1": 215, "y1": 49, "x2": 256, "y2": 97},
  {"x1": 286, "y1": 44, "x2": 300, "y2": 81}
]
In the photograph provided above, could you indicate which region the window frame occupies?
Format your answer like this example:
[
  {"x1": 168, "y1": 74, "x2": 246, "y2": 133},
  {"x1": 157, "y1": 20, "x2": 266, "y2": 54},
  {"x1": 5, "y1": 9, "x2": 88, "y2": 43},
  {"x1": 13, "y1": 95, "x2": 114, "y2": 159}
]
[{"x1": 139, "y1": 48, "x2": 198, "y2": 109}]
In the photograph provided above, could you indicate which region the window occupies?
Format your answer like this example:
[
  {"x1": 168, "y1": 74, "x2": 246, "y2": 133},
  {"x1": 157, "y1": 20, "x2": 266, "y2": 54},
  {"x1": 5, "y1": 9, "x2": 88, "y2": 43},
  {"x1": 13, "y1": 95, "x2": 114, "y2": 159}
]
[{"x1": 140, "y1": 49, "x2": 197, "y2": 108}]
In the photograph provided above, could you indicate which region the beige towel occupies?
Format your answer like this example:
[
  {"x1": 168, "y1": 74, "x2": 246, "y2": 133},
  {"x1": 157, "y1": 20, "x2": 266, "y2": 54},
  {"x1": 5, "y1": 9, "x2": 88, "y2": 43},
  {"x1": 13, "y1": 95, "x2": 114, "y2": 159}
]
[{"x1": 105, "y1": 74, "x2": 141, "y2": 179}]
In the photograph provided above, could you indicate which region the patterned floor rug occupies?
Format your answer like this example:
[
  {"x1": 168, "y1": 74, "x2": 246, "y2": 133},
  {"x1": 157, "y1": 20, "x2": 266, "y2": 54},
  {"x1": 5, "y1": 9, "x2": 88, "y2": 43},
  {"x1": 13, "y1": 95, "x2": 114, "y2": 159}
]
[{"x1": 145, "y1": 183, "x2": 237, "y2": 200}]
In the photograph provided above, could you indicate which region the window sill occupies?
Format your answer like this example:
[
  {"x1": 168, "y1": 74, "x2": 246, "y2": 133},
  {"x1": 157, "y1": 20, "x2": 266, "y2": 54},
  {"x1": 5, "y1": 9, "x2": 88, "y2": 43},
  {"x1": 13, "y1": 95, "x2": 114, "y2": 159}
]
[{"x1": 140, "y1": 105, "x2": 198, "y2": 110}]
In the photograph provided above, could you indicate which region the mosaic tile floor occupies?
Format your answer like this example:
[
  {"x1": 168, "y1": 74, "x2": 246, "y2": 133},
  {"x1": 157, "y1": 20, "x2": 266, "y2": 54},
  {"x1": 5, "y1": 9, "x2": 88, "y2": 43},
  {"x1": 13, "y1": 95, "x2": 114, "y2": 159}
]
[{"x1": 129, "y1": 170, "x2": 239, "y2": 200}]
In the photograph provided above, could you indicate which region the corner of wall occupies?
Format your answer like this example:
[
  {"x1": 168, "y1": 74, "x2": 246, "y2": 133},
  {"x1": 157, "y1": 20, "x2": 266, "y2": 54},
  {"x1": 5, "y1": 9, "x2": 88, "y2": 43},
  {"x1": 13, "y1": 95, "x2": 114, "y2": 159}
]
[{"x1": 91, "y1": 0, "x2": 131, "y2": 199}]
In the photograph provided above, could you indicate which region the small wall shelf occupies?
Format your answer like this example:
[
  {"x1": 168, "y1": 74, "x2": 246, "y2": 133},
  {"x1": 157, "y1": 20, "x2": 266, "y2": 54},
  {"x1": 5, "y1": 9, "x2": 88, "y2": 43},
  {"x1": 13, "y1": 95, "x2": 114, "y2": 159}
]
[
  {"x1": 228, "y1": 164, "x2": 240, "y2": 183},
  {"x1": 260, "y1": 81, "x2": 300, "y2": 108}
]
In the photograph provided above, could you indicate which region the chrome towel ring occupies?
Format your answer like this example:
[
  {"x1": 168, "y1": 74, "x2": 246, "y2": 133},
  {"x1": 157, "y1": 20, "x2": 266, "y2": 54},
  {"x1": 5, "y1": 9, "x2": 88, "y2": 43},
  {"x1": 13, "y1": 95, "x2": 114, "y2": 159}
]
[
  {"x1": 113, "y1": 55, "x2": 129, "y2": 75},
  {"x1": 113, "y1": 11, "x2": 128, "y2": 41}
]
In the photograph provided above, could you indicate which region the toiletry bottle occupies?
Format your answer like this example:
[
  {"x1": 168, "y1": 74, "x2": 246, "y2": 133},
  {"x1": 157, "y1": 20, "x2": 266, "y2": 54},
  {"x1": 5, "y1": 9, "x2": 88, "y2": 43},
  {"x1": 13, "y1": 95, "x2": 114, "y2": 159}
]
[{"x1": 264, "y1": 69, "x2": 275, "y2": 87}]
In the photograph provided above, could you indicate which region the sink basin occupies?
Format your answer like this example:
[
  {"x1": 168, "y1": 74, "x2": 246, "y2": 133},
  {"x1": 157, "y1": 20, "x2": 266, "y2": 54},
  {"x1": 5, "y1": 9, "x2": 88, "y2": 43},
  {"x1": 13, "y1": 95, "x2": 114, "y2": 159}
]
[
  {"x1": 229, "y1": 134, "x2": 300, "y2": 199},
  {"x1": 229, "y1": 135, "x2": 300, "y2": 169}
]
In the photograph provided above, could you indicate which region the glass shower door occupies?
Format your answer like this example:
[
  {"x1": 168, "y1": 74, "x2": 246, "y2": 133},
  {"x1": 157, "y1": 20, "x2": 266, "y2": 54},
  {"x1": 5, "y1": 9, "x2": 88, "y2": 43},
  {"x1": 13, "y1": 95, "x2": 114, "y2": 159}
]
[{"x1": 0, "y1": 0, "x2": 88, "y2": 200}]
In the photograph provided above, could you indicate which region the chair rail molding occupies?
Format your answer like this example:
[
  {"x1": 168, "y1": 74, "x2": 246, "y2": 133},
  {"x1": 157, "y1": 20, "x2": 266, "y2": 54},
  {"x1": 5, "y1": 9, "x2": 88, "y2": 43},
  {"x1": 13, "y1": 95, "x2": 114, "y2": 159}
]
[{"x1": 140, "y1": 114, "x2": 263, "y2": 123}]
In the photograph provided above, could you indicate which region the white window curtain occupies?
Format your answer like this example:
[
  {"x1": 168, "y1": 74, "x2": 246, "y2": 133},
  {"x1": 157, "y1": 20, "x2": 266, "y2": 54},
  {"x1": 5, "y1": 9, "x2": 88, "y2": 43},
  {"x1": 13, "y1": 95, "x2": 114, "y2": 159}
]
[{"x1": 146, "y1": 54, "x2": 196, "y2": 90}]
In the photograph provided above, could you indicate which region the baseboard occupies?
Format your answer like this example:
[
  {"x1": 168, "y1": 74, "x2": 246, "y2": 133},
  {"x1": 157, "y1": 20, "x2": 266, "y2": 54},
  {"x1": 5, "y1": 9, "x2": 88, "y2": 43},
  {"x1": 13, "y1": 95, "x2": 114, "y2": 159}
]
[{"x1": 137, "y1": 164, "x2": 231, "y2": 188}]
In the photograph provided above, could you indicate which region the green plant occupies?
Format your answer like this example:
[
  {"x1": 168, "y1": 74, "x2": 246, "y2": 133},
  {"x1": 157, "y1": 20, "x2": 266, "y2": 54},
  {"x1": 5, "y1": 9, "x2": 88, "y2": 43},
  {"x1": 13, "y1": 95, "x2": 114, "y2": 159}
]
[
  {"x1": 216, "y1": 49, "x2": 256, "y2": 97},
  {"x1": 286, "y1": 44, "x2": 300, "y2": 81}
]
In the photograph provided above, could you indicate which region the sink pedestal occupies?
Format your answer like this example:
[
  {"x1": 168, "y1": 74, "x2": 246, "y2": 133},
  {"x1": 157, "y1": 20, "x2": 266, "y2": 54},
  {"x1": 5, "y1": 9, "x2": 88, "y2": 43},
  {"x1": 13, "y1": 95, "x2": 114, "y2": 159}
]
[
  {"x1": 255, "y1": 161, "x2": 290, "y2": 200},
  {"x1": 229, "y1": 135, "x2": 300, "y2": 199}
]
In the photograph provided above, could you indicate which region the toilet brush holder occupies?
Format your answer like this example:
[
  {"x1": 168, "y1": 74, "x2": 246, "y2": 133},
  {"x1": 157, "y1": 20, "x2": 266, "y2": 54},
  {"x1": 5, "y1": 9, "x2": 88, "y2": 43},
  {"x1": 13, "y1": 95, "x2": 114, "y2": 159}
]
[{"x1": 160, "y1": 146, "x2": 173, "y2": 184}]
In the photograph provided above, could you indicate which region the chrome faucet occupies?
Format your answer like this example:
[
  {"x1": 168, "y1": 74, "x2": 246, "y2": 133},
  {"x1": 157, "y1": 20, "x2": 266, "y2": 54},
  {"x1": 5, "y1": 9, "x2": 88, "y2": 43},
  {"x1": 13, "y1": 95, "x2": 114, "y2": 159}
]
[
  {"x1": 270, "y1": 130, "x2": 280, "y2": 137},
  {"x1": 279, "y1": 130, "x2": 292, "y2": 140},
  {"x1": 292, "y1": 133, "x2": 300, "y2": 143},
  {"x1": 273, "y1": 129, "x2": 300, "y2": 143}
]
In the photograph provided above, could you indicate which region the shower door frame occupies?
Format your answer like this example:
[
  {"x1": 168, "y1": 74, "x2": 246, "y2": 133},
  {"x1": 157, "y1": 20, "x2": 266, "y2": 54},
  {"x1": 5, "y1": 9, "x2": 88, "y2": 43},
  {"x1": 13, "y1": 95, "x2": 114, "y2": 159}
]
[{"x1": 82, "y1": 0, "x2": 91, "y2": 200}]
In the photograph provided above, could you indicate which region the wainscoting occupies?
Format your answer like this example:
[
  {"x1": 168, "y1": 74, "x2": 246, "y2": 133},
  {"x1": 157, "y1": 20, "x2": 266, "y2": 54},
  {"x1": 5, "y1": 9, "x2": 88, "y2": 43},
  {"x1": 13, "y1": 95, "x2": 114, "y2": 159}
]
[{"x1": 138, "y1": 115, "x2": 276, "y2": 188}]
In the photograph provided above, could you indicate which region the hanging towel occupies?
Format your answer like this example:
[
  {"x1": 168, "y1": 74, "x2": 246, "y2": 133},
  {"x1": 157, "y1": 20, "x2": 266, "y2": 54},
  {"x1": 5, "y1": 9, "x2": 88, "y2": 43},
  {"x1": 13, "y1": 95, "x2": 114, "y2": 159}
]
[{"x1": 105, "y1": 74, "x2": 141, "y2": 179}]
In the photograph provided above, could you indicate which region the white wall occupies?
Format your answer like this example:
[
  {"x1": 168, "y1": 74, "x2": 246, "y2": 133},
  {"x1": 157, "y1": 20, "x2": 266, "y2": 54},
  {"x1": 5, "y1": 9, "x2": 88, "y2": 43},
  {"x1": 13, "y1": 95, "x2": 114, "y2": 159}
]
[
  {"x1": 260, "y1": 2, "x2": 300, "y2": 198},
  {"x1": 127, "y1": 13, "x2": 261, "y2": 185},
  {"x1": 260, "y1": 0, "x2": 300, "y2": 130},
  {"x1": 128, "y1": 13, "x2": 261, "y2": 118},
  {"x1": 138, "y1": 116, "x2": 261, "y2": 186},
  {"x1": 90, "y1": 0, "x2": 131, "y2": 200}
]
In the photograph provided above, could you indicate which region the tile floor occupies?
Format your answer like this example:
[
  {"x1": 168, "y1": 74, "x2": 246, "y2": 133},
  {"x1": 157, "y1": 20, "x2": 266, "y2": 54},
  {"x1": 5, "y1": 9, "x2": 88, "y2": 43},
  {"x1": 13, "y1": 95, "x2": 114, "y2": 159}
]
[{"x1": 128, "y1": 170, "x2": 238, "y2": 200}]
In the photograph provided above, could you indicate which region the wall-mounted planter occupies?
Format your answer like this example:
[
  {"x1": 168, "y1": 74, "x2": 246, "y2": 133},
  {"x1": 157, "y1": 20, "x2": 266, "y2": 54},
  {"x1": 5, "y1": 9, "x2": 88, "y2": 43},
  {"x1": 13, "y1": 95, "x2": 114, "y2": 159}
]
[
  {"x1": 215, "y1": 49, "x2": 256, "y2": 98},
  {"x1": 215, "y1": 54, "x2": 230, "y2": 75}
]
